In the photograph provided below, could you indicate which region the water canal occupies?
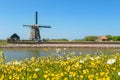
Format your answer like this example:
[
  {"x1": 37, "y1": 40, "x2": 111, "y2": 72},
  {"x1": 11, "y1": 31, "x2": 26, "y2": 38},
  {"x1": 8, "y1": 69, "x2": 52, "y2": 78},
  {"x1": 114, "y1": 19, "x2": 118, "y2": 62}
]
[{"x1": 1, "y1": 48, "x2": 120, "y2": 61}]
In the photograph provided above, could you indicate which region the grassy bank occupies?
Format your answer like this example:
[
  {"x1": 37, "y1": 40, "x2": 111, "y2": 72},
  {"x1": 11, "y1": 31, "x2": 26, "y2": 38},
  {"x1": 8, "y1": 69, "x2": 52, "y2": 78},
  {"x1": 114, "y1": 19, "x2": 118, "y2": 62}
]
[{"x1": 0, "y1": 40, "x2": 8, "y2": 45}]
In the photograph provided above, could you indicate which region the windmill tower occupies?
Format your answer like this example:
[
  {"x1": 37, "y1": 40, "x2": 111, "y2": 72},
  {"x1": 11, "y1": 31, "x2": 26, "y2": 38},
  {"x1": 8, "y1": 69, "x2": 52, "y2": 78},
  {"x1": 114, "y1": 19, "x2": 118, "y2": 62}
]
[{"x1": 23, "y1": 12, "x2": 51, "y2": 40}]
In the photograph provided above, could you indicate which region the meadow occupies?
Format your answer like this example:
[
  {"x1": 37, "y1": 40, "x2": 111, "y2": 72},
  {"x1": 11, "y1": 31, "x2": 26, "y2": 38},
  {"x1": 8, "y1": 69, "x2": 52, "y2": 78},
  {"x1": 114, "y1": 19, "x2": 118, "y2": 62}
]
[
  {"x1": 0, "y1": 40, "x2": 8, "y2": 45},
  {"x1": 0, "y1": 48, "x2": 120, "y2": 80}
]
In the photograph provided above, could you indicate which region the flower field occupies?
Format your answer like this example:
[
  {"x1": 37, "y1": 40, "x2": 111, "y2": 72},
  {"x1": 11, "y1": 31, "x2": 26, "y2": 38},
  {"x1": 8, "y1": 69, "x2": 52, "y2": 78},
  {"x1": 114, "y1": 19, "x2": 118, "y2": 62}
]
[{"x1": 0, "y1": 48, "x2": 120, "y2": 80}]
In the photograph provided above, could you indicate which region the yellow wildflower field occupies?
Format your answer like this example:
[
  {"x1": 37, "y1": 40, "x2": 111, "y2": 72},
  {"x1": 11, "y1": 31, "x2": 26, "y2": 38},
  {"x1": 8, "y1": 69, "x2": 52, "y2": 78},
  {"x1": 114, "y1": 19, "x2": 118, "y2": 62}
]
[{"x1": 0, "y1": 50, "x2": 120, "y2": 80}]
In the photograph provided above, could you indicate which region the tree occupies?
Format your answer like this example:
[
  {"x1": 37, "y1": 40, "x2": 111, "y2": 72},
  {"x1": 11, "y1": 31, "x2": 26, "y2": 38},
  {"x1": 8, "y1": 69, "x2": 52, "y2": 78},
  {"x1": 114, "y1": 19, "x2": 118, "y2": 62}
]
[
  {"x1": 84, "y1": 36, "x2": 98, "y2": 41},
  {"x1": 106, "y1": 35, "x2": 112, "y2": 41},
  {"x1": 116, "y1": 36, "x2": 120, "y2": 41}
]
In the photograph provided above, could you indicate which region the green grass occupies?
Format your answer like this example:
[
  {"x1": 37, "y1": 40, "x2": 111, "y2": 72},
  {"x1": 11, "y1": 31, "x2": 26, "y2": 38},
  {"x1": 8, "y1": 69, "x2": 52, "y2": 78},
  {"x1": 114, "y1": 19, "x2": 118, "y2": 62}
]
[{"x1": 0, "y1": 40, "x2": 8, "y2": 45}]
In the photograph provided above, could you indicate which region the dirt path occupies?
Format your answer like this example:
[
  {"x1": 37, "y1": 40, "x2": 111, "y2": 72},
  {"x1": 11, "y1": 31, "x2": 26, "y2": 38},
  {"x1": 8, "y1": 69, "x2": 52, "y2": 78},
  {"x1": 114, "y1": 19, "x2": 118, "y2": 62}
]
[{"x1": 1, "y1": 43, "x2": 120, "y2": 48}]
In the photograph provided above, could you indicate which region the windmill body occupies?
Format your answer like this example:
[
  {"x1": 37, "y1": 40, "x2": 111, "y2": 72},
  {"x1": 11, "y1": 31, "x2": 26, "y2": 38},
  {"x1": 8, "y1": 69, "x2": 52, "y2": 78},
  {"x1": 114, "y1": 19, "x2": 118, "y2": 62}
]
[
  {"x1": 23, "y1": 12, "x2": 51, "y2": 40},
  {"x1": 30, "y1": 25, "x2": 40, "y2": 40}
]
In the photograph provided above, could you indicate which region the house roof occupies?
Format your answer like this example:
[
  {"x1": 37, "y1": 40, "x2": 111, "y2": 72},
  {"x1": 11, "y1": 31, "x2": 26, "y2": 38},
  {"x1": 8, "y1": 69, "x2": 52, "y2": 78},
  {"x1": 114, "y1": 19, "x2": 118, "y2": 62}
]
[
  {"x1": 10, "y1": 33, "x2": 20, "y2": 38},
  {"x1": 99, "y1": 36, "x2": 107, "y2": 39}
]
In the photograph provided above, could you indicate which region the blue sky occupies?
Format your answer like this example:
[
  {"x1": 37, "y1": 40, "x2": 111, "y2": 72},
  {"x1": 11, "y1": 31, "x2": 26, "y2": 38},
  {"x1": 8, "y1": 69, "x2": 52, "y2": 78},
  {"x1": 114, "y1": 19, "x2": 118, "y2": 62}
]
[{"x1": 0, "y1": 0, "x2": 120, "y2": 40}]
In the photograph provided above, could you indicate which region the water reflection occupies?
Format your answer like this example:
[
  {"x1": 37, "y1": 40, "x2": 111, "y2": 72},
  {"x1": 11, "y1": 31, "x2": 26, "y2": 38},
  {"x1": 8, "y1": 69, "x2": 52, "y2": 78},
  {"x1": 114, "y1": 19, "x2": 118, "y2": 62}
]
[{"x1": 1, "y1": 48, "x2": 120, "y2": 61}]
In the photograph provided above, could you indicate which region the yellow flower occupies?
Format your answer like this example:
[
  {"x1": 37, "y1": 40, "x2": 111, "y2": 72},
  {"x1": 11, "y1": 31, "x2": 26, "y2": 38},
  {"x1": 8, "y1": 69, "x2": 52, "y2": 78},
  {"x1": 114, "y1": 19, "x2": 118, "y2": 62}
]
[
  {"x1": 33, "y1": 74, "x2": 38, "y2": 78},
  {"x1": 105, "y1": 76, "x2": 110, "y2": 80},
  {"x1": 70, "y1": 72, "x2": 76, "y2": 77},
  {"x1": 83, "y1": 69, "x2": 89, "y2": 74},
  {"x1": 1, "y1": 74, "x2": 4, "y2": 79},
  {"x1": 80, "y1": 75, "x2": 84, "y2": 78},
  {"x1": 88, "y1": 74, "x2": 94, "y2": 79},
  {"x1": 64, "y1": 77, "x2": 68, "y2": 80},
  {"x1": 10, "y1": 65, "x2": 15, "y2": 69},
  {"x1": 66, "y1": 66, "x2": 70, "y2": 71},
  {"x1": 9, "y1": 76, "x2": 12, "y2": 79},
  {"x1": 51, "y1": 77, "x2": 56, "y2": 80},
  {"x1": 51, "y1": 73, "x2": 54, "y2": 76},
  {"x1": 15, "y1": 75, "x2": 20, "y2": 80},
  {"x1": 90, "y1": 61, "x2": 95, "y2": 66},
  {"x1": 100, "y1": 72, "x2": 105, "y2": 76},
  {"x1": 112, "y1": 67, "x2": 116, "y2": 70},
  {"x1": 43, "y1": 74, "x2": 48, "y2": 78},
  {"x1": 60, "y1": 72, "x2": 64, "y2": 76},
  {"x1": 102, "y1": 78, "x2": 105, "y2": 80},
  {"x1": 18, "y1": 68, "x2": 22, "y2": 72},
  {"x1": 47, "y1": 78, "x2": 50, "y2": 80},
  {"x1": 74, "y1": 62, "x2": 79, "y2": 68}
]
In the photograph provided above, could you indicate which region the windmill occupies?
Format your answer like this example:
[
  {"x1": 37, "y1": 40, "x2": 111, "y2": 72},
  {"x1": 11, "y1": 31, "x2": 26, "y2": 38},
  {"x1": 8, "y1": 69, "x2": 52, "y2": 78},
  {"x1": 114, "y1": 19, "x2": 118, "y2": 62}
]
[{"x1": 23, "y1": 11, "x2": 51, "y2": 41}]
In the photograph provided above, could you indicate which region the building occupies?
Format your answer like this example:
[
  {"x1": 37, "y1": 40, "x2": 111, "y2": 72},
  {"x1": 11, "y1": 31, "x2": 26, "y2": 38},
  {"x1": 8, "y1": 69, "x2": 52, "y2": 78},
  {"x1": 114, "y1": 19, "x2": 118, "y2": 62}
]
[
  {"x1": 98, "y1": 36, "x2": 108, "y2": 41},
  {"x1": 7, "y1": 33, "x2": 20, "y2": 42}
]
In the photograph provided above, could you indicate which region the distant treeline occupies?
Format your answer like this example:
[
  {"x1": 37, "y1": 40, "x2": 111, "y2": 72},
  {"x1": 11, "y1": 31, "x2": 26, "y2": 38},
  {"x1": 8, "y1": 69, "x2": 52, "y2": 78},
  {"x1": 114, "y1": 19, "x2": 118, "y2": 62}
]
[
  {"x1": 42, "y1": 35, "x2": 120, "y2": 42},
  {"x1": 106, "y1": 35, "x2": 120, "y2": 41}
]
